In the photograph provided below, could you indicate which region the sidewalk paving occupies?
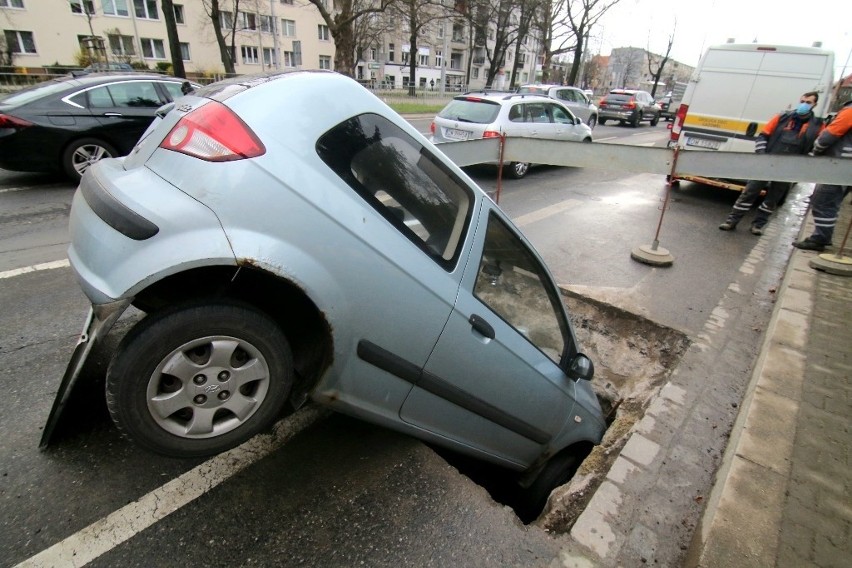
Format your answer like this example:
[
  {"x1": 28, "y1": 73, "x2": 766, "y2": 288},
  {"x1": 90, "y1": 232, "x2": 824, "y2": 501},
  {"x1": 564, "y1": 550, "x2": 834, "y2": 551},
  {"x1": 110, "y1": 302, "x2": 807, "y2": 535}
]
[{"x1": 687, "y1": 193, "x2": 852, "y2": 567}]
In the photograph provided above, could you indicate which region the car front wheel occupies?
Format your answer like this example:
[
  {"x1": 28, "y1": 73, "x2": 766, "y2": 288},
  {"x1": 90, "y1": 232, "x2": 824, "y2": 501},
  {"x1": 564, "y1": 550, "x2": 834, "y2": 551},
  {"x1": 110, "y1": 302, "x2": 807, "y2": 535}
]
[
  {"x1": 106, "y1": 302, "x2": 294, "y2": 458},
  {"x1": 630, "y1": 113, "x2": 641, "y2": 127},
  {"x1": 587, "y1": 115, "x2": 597, "y2": 129},
  {"x1": 62, "y1": 138, "x2": 117, "y2": 182},
  {"x1": 506, "y1": 161, "x2": 530, "y2": 179},
  {"x1": 598, "y1": 118, "x2": 607, "y2": 126},
  {"x1": 650, "y1": 114, "x2": 660, "y2": 126}
]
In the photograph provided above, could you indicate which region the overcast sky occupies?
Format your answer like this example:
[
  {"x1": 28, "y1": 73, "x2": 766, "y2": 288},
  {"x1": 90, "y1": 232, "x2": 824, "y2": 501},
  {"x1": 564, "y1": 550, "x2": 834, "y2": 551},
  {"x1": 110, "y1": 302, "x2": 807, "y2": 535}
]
[{"x1": 589, "y1": 0, "x2": 850, "y2": 77}]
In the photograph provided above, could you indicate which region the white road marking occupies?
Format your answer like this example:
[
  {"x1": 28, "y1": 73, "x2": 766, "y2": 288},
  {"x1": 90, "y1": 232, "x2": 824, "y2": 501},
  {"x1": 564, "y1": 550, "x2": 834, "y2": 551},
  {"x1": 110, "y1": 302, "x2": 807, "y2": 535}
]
[
  {"x1": 0, "y1": 186, "x2": 29, "y2": 194},
  {"x1": 15, "y1": 407, "x2": 328, "y2": 568},
  {"x1": 0, "y1": 259, "x2": 70, "y2": 279},
  {"x1": 514, "y1": 199, "x2": 581, "y2": 227}
]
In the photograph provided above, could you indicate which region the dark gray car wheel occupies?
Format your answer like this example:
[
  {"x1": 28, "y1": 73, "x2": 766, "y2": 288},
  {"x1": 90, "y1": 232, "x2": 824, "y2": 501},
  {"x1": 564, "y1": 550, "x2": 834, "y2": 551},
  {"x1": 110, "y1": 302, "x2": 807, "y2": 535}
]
[
  {"x1": 506, "y1": 161, "x2": 530, "y2": 179},
  {"x1": 106, "y1": 302, "x2": 294, "y2": 458},
  {"x1": 630, "y1": 113, "x2": 641, "y2": 127},
  {"x1": 650, "y1": 114, "x2": 660, "y2": 126},
  {"x1": 515, "y1": 451, "x2": 581, "y2": 523},
  {"x1": 62, "y1": 138, "x2": 117, "y2": 181},
  {"x1": 587, "y1": 115, "x2": 597, "y2": 129}
]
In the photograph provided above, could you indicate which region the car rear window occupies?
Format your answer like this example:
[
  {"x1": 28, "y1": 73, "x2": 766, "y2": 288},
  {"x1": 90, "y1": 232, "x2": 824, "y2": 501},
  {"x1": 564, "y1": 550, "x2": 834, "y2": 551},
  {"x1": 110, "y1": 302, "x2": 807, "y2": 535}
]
[
  {"x1": 604, "y1": 94, "x2": 634, "y2": 103},
  {"x1": 437, "y1": 98, "x2": 501, "y2": 124},
  {"x1": 517, "y1": 86, "x2": 547, "y2": 95},
  {"x1": 316, "y1": 113, "x2": 474, "y2": 270},
  {"x1": 0, "y1": 80, "x2": 74, "y2": 106}
]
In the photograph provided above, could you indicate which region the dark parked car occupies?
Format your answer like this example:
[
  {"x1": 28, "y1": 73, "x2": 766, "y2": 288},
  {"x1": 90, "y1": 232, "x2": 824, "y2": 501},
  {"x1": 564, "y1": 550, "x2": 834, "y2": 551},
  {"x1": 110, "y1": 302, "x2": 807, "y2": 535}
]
[
  {"x1": 598, "y1": 89, "x2": 661, "y2": 127},
  {"x1": 0, "y1": 73, "x2": 200, "y2": 180},
  {"x1": 657, "y1": 95, "x2": 676, "y2": 121}
]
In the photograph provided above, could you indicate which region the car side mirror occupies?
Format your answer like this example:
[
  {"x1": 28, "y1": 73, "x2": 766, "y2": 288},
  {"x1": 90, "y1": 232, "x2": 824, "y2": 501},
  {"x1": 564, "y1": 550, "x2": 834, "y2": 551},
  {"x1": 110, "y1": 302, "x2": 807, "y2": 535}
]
[
  {"x1": 566, "y1": 353, "x2": 594, "y2": 381},
  {"x1": 574, "y1": 117, "x2": 582, "y2": 126}
]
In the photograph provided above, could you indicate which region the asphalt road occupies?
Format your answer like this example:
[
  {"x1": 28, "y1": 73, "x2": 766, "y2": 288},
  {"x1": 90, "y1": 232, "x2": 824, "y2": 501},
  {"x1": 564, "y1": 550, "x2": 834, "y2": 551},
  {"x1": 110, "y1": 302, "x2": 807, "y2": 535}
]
[{"x1": 0, "y1": 123, "x2": 802, "y2": 566}]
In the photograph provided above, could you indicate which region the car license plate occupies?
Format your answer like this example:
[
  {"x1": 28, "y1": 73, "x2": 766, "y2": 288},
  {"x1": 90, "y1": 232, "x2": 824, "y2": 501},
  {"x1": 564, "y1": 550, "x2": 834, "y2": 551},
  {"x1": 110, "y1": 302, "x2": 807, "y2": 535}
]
[
  {"x1": 443, "y1": 128, "x2": 470, "y2": 141},
  {"x1": 686, "y1": 137, "x2": 721, "y2": 150}
]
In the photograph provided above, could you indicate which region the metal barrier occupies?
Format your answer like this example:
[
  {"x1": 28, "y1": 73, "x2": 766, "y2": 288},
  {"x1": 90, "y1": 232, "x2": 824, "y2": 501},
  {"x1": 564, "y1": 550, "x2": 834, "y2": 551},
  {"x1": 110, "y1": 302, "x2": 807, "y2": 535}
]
[{"x1": 435, "y1": 137, "x2": 852, "y2": 186}]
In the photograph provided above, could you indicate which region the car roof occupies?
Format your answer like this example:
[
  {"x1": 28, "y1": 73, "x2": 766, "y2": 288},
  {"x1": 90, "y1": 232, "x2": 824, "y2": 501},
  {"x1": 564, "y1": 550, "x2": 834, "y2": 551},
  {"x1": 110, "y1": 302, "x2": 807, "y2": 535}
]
[{"x1": 455, "y1": 92, "x2": 562, "y2": 104}]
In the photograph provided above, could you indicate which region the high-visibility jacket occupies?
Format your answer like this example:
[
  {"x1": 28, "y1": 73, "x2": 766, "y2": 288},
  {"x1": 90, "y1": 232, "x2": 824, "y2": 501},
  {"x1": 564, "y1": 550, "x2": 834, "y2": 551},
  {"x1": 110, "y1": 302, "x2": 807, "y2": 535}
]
[
  {"x1": 755, "y1": 110, "x2": 822, "y2": 155},
  {"x1": 813, "y1": 101, "x2": 852, "y2": 159}
]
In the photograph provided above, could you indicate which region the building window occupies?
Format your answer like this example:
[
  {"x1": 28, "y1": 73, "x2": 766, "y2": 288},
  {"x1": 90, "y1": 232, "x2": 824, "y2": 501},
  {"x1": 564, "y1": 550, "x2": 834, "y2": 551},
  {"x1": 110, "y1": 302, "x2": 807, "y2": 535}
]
[
  {"x1": 319, "y1": 55, "x2": 331, "y2": 70},
  {"x1": 140, "y1": 37, "x2": 165, "y2": 59},
  {"x1": 238, "y1": 12, "x2": 257, "y2": 31},
  {"x1": 70, "y1": 0, "x2": 95, "y2": 14},
  {"x1": 369, "y1": 47, "x2": 376, "y2": 61},
  {"x1": 387, "y1": 43, "x2": 394, "y2": 62},
  {"x1": 0, "y1": 0, "x2": 25, "y2": 8},
  {"x1": 282, "y1": 50, "x2": 294, "y2": 67},
  {"x1": 281, "y1": 19, "x2": 295, "y2": 36},
  {"x1": 219, "y1": 11, "x2": 232, "y2": 29},
  {"x1": 173, "y1": 3, "x2": 184, "y2": 24},
  {"x1": 262, "y1": 47, "x2": 277, "y2": 66},
  {"x1": 279, "y1": 0, "x2": 293, "y2": 5},
  {"x1": 419, "y1": 53, "x2": 428, "y2": 66},
  {"x1": 292, "y1": 40, "x2": 302, "y2": 66},
  {"x1": 4, "y1": 30, "x2": 36, "y2": 54},
  {"x1": 472, "y1": 67, "x2": 479, "y2": 79},
  {"x1": 134, "y1": 0, "x2": 158, "y2": 19},
  {"x1": 318, "y1": 25, "x2": 329, "y2": 41},
  {"x1": 401, "y1": 51, "x2": 409, "y2": 65},
  {"x1": 435, "y1": 50, "x2": 443, "y2": 68},
  {"x1": 108, "y1": 33, "x2": 135, "y2": 56},
  {"x1": 179, "y1": 42, "x2": 190, "y2": 61},
  {"x1": 241, "y1": 45, "x2": 259, "y2": 64},
  {"x1": 102, "y1": 0, "x2": 129, "y2": 16},
  {"x1": 260, "y1": 15, "x2": 274, "y2": 33}
]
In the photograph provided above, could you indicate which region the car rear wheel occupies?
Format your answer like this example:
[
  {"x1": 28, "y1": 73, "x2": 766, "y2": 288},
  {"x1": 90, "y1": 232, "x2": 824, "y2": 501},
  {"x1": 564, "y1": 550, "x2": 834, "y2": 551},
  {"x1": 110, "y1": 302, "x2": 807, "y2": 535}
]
[
  {"x1": 630, "y1": 113, "x2": 641, "y2": 127},
  {"x1": 506, "y1": 161, "x2": 530, "y2": 179},
  {"x1": 106, "y1": 301, "x2": 294, "y2": 458},
  {"x1": 62, "y1": 138, "x2": 117, "y2": 182}
]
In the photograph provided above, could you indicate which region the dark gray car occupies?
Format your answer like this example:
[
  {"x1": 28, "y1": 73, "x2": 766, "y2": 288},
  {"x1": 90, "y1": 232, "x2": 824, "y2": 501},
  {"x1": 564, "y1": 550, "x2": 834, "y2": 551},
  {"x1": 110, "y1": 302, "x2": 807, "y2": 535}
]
[{"x1": 599, "y1": 89, "x2": 661, "y2": 127}]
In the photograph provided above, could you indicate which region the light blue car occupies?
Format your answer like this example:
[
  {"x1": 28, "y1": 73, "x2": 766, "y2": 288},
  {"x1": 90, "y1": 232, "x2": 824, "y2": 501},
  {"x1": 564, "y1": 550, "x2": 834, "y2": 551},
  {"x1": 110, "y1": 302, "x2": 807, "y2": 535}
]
[{"x1": 44, "y1": 70, "x2": 605, "y2": 507}]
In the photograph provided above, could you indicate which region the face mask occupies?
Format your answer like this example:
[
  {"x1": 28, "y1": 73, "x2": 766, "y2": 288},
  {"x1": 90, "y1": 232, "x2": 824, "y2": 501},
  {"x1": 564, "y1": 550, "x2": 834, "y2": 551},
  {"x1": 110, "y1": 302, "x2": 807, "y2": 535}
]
[{"x1": 796, "y1": 102, "x2": 813, "y2": 115}]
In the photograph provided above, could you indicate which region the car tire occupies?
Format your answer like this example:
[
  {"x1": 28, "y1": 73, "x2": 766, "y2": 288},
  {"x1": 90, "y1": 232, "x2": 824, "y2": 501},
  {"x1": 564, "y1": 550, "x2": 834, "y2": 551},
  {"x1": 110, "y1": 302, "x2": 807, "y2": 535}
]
[
  {"x1": 506, "y1": 162, "x2": 530, "y2": 179},
  {"x1": 106, "y1": 301, "x2": 294, "y2": 458},
  {"x1": 515, "y1": 451, "x2": 581, "y2": 523},
  {"x1": 62, "y1": 138, "x2": 117, "y2": 182},
  {"x1": 650, "y1": 114, "x2": 660, "y2": 126},
  {"x1": 630, "y1": 113, "x2": 641, "y2": 128},
  {"x1": 587, "y1": 115, "x2": 597, "y2": 129},
  {"x1": 598, "y1": 118, "x2": 607, "y2": 126}
]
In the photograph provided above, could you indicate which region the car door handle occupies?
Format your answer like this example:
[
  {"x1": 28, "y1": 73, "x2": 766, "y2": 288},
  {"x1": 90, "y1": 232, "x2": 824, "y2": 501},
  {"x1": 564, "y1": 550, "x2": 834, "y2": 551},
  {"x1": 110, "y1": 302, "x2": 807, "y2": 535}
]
[
  {"x1": 469, "y1": 314, "x2": 495, "y2": 339},
  {"x1": 103, "y1": 112, "x2": 123, "y2": 117}
]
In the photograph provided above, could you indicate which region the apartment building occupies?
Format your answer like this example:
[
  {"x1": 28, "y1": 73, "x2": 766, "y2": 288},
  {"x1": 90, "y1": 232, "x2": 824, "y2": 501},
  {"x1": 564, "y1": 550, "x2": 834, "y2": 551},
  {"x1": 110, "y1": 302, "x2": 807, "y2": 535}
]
[
  {"x1": 0, "y1": 0, "x2": 333, "y2": 78},
  {"x1": 2, "y1": 0, "x2": 541, "y2": 90}
]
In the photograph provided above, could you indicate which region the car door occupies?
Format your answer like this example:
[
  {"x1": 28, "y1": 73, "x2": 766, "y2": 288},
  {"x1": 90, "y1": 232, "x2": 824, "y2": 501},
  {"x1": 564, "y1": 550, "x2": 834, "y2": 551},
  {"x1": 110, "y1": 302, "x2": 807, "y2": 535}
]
[
  {"x1": 399, "y1": 202, "x2": 577, "y2": 467},
  {"x1": 84, "y1": 80, "x2": 166, "y2": 153},
  {"x1": 555, "y1": 88, "x2": 590, "y2": 123},
  {"x1": 503, "y1": 101, "x2": 558, "y2": 140},
  {"x1": 549, "y1": 103, "x2": 584, "y2": 140}
]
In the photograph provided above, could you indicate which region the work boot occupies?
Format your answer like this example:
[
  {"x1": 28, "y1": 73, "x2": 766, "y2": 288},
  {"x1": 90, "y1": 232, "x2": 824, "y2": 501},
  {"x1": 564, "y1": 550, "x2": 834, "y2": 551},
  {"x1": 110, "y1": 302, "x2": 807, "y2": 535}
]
[
  {"x1": 718, "y1": 221, "x2": 737, "y2": 231},
  {"x1": 750, "y1": 225, "x2": 763, "y2": 236},
  {"x1": 792, "y1": 238, "x2": 827, "y2": 251}
]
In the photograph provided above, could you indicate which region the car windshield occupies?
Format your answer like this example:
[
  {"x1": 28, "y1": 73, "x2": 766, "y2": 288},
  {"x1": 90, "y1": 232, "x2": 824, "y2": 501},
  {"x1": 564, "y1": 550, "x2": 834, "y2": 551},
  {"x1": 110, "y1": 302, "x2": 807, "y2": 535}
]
[
  {"x1": 0, "y1": 79, "x2": 73, "y2": 106},
  {"x1": 437, "y1": 98, "x2": 501, "y2": 124}
]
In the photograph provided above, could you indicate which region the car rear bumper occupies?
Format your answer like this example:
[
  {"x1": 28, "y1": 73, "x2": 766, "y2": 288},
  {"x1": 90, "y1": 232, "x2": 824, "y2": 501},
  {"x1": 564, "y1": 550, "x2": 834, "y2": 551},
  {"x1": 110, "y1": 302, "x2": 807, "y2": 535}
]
[{"x1": 68, "y1": 158, "x2": 238, "y2": 305}]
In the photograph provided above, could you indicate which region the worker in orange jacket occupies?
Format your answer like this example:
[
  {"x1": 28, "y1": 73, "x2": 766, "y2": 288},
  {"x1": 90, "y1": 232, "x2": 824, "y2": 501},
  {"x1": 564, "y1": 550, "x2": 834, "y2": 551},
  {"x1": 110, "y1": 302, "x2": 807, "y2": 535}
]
[
  {"x1": 793, "y1": 98, "x2": 852, "y2": 251},
  {"x1": 719, "y1": 91, "x2": 823, "y2": 235}
]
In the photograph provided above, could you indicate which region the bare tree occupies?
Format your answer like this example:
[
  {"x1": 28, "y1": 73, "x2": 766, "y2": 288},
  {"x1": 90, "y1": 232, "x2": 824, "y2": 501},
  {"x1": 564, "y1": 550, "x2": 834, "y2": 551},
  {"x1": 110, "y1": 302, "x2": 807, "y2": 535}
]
[
  {"x1": 307, "y1": 0, "x2": 397, "y2": 78},
  {"x1": 202, "y1": 0, "x2": 241, "y2": 75},
  {"x1": 508, "y1": 0, "x2": 539, "y2": 89},
  {"x1": 536, "y1": 0, "x2": 622, "y2": 85},
  {"x1": 162, "y1": 0, "x2": 186, "y2": 77},
  {"x1": 645, "y1": 22, "x2": 675, "y2": 98},
  {"x1": 389, "y1": 0, "x2": 453, "y2": 95},
  {"x1": 352, "y1": 11, "x2": 396, "y2": 82}
]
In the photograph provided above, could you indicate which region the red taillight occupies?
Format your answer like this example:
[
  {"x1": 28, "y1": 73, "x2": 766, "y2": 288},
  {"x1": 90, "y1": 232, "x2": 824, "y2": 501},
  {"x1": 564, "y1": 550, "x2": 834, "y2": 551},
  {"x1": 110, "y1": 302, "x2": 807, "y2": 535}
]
[
  {"x1": 430, "y1": 121, "x2": 435, "y2": 135},
  {"x1": 0, "y1": 113, "x2": 33, "y2": 129},
  {"x1": 483, "y1": 130, "x2": 501, "y2": 138},
  {"x1": 670, "y1": 103, "x2": 689, "y2": 141},
  {"x1": 624, "y1": 98, "x2": 637, "y2": 109},
  {"x1": 160, "y1": 101, "x2": 265, "y2": 162}
]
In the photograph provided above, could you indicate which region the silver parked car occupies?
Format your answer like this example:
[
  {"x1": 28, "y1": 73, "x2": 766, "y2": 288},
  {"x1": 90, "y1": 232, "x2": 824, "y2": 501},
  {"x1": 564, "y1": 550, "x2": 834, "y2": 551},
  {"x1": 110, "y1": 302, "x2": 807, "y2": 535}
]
[
  {"x1": 516, "y1": 84, "x2": 600, "y2": 129},
  {"x1": 430, "y1": 92, "x2": 593, "y2": 179},
  {"x1": 45, "y1": 71, "x2": 605, "y2": 508}
]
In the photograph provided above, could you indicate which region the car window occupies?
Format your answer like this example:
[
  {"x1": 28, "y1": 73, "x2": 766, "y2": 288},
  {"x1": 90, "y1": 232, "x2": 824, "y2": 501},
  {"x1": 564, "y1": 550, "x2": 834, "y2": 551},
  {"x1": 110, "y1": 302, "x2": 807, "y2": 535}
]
[
  {"x1": 508, "y1": 103, "x2": 524, "y2": 122},
  {"x1": 106, "y1": 81, "x2": 163, "y2": 107},
  {"x1": 525, "y1": 103, "x2": 550, "y2": 123},
  {"x1": 550, "y1": 104, "x2": 573, "y2": 124},
  {"x1": 316, "y1": 113, "x2": 473, "y2": 269},
  {"x1": 473, "y1": 212, "x2": 571, "y2": 364},
  {"x1": 85, "y1": 86, "x2": 114, "y2": 108},
  {"x1": 0, "y1": 79, "x2": 73, "y2": 105},
  {"x1": 159, "y1": 81, "x2": 186, "y2": 101},
  {"x1": 437, "y1": 97, "x2": 501, "y2": 124}
]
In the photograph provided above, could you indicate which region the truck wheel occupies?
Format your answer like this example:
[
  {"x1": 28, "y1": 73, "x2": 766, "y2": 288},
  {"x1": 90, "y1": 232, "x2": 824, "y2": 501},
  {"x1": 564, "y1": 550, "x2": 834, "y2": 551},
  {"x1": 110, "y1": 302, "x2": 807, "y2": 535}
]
[{"x1": 106, "y1": 302, "x2": 294, "y2": 458}]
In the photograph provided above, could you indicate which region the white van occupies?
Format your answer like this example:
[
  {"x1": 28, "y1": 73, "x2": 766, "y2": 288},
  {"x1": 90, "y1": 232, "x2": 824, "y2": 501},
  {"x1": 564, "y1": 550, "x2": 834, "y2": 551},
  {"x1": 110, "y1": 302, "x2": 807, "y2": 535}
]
[{"x1": 669, "y1": 43, "x2": 834, "y2": 190}]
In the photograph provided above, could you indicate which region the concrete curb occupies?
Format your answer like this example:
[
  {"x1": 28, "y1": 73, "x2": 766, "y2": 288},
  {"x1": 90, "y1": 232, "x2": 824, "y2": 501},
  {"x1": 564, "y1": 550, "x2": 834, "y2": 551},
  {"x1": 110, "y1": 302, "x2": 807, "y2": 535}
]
[{"x1": 684, "y1": 203, "x2": 818, "y2": 566}]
